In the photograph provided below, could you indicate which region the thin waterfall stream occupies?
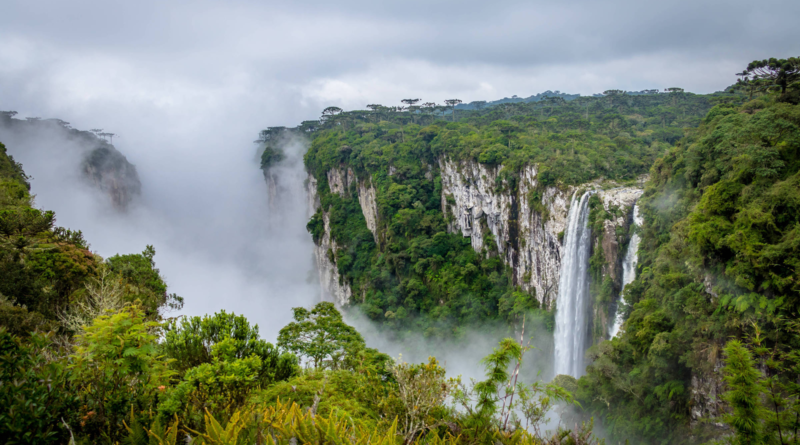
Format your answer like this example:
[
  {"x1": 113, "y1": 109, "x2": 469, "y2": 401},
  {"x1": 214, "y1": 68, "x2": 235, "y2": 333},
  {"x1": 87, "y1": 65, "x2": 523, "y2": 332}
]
[
  {"x1": 610, "y1": 202, "x2": 643, "y2": 338},
  {"x1": 554, "y1": 191, "x2": 593, "y2": 378}
]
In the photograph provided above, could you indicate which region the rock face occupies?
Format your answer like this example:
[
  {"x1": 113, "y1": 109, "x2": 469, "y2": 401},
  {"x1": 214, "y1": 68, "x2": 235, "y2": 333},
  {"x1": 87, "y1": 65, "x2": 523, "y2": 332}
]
[
  {"x1": 358, "y1": 180, "x2": 379, "y2": 242},
  {"x1": 309, "y1": 167, "x2": 380, "y2": 306},
  {"x1": 81, "y1": 146, "x2": 142, "y2": 210},
  {"x1": 690, "y1": 360, "x2": 727, "y2": 430},
  {"x1": 0, "y1": 115, "x2": 142, "y2": 211},
  {"x1": 591, "y1": 187, "x2": 644, "y2": 339},
  {"x1": 595, "y1": 187, "x2": 644, "y2": 286},
  {"x1": 439, "y1": 158, "x2": 572, "y2": 306},
  {"x1": 309, "y1": 160, "x2": 642, "y2": 319},
  {"x1": 327, "y1": 167, "x2": 355, "y2": 195},
  {"x1": 307, "y1": 171, "x2": 353, "y2": 306}
]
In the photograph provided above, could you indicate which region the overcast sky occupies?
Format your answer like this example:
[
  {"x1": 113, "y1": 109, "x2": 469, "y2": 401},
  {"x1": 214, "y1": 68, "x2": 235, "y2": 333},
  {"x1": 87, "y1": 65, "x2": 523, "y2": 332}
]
[{"x1": 0, "y1": 0, "x2": 798, "y2": 340}]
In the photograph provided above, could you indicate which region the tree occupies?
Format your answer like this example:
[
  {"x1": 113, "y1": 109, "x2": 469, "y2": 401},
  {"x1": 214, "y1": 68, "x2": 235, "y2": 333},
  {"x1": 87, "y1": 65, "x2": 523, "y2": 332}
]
[
  {"x1": 401, "y1": 98, "x2": 421, "y2": 106},
  {"x1": 277, "y1": 302, "x2": 365, "y2": 369},
  {"x1": 106, "y1": 245, "x2": 183, "y2": 315},
  {"x1": 723, "y1": 340, "x2": 763, "y2": 445},
  {"x1": 162, "y1": 310, "x2": 298, "y2": 383},
  {"x1": 739, "y1": 57, "x2": 800, "y2": 100},
  {"x1": 444, "y1": 99, "x2": 462, "y2": 121},
  {"x1": 299, "y1": 120, "x2": 320, "y2": 133},
  {"x1": 321, "y1": 106, "x2": 343, "y2": 121},
  {"x1": 69, "y1": 305, "x2": 173, "y2": 441},
  {"x1": 388, "y1": 357, "x2": 457, "y2": 443}
]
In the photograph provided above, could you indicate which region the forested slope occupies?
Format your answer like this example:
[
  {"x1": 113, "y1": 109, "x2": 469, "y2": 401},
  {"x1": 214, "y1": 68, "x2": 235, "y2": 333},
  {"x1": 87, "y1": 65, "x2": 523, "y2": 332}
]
[
  {"x1": 295, "y1": 90, "x2": 720, "y2": 340},
  {"x1": 578, "y1": 91, "x2": 800, "y2": 443}
]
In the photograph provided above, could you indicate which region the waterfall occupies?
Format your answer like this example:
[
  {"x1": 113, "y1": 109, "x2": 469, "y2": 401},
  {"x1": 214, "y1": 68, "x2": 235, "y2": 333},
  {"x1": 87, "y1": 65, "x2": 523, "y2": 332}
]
[
  {"x1": 609, "y1": 202, "x2": 643, "y2": 338},
  {"x1": 554, "y1": 191, "x2": 593, "y2": 378}
]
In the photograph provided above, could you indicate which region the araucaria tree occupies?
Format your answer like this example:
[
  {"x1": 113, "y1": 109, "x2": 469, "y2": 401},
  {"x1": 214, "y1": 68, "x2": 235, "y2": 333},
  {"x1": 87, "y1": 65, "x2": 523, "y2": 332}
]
[{"x1": 444, "y1": 98, "x2": 462, "y2": 121}]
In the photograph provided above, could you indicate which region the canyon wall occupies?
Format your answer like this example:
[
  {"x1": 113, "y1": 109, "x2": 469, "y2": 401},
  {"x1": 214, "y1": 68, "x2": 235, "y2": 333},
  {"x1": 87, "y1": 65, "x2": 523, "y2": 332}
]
[{"x1": 309, "y1": 158, "x2": 642, "y2": 329}]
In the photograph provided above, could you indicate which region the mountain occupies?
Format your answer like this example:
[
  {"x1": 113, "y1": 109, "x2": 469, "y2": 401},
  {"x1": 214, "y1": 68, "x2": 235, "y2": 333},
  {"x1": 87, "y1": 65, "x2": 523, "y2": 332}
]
[{"x1": 0, "y1": 112, "x2": 141, "y2": 210}]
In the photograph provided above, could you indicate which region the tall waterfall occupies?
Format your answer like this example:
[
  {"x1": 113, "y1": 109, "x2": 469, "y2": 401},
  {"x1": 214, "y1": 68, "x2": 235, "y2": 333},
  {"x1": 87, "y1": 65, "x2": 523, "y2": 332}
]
[
  {"x1": 609, "y1": 202, "x2": 643, "y2": 338},
  {"x1": 554, "y1": 191, "x2": 593, "y2": 378}
]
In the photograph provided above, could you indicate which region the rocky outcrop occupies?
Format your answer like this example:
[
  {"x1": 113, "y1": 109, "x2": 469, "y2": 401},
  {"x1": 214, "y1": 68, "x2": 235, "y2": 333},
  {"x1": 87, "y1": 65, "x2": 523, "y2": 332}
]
[
  {"x1": 327, "y1": 167, "x2": 355, "y2": 195},
  {"x1": 591, "y1": 187, "x2": 644, "y2": 340},
  {"x1": 691, "y1": 359, "x2": 727, "y2": 430},
  {"x1": 307, "y1": 171, "x2": 353, "y2": 306},
  {"x1": 358, "y1": 180, "x2": 379, "y2": 242},
  {"x1": 595, "y1": 187, "x2": 644, "y2": 288},
  {"x1": 439, "y1": 158, "x2": 643, "y2": 310},
  {"x1": 0, "y1": 115, "x2": 142, "y2": 211},
  {"x1": 81, "y1": 146, "x2": 141, "y2": 210},
  {"x1": 326, "y1": 166, "x2": 380, "y2": 242},
  {"x1": 314, "y1": 212, "x2": 353, "y2": 306},
  {"x1": 439, "y1": 158, "x2": 573, "y2": 306}
]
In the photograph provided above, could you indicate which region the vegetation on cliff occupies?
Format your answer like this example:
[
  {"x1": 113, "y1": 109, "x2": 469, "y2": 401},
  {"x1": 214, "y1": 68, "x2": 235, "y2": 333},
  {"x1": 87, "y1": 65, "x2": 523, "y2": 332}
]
[
  {"x1": 577, "y1": 79, "x2": 800, "y2": 443},
  {"x1": 297, "y1": 89, "x2": 722, "y2": 339}
]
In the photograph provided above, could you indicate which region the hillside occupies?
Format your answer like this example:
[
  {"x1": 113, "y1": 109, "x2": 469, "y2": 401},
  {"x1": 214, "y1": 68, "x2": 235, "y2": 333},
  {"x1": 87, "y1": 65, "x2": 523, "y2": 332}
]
[
  {"x1": 578, "y1": 96, "x2": 800, "y2": 443},
  {"x1": 0, "y1": 112, "x2": 141, "y2": 210},
  {"x1": 294, "y1": 90, "x2": 722, "y2": 343}
]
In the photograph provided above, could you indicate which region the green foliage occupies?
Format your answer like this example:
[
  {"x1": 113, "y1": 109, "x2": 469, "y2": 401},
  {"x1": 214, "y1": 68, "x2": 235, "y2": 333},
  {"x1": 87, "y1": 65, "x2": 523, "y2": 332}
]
[
  {"x1": 107, "y1": 245, "x2": 184, "y2": 315},
  {"x1": 162, "y1": 310, "x2": 299, "y2": 381},
  {"x1": 737, "y1": 57, "x2": 800, "y2": 101},
  {"x1": 0, "y1": 142, "x2": 30, "y2": 190},
  {"x1": 255, "y1": 369, "x2": 386, "y2": 428},
  {"x1": 260, "y1": 146, "x2": 286, "y2": 170},
  {"x1": 157, "y1": 338, "x2": 264, "y2": 427},
  {"x1": 578, "y1": 93, "x2": 800, "y2": 443},
  {"x1": 722, "y1": 340, "x2": 762, "y2": 445},
  {"x1": 296, "y1": 91, "x2": 717, "y2": 339},
  {"x1": 277, "y1": 302, "x2": 368, "y2": 369},
  {"x1": 0, "y1": 328, "x2": 76, "y2": 444},
  {"x1": 69, "y1": 305, "x2": 173, "y2": 442},
  {"x1": 388, "y1": 357, "x2": 458, "y2": 442},
  {"x1": 158, "y1": 311, "x2": 299, "y2": 429}
]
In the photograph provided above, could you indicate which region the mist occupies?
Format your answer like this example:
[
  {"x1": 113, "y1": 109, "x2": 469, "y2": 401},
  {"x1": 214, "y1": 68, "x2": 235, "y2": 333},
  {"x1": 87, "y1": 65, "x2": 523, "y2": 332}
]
[{"x1": 0, "y1": 116, "x2": 319, "y2": 342}]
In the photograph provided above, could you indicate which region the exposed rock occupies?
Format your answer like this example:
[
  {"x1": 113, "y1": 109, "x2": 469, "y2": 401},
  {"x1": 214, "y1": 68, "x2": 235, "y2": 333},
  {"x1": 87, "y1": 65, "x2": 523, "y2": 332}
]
[
  {"x1": 439, "y1": 158, "x2": 573, "y2": 306},
  {"x1": 0, "y1": 115, "x2": 142, "y2": 211},
  {"x1": 327, "y1": 167, "x2": 355, "y2": 195},
  {"x1": 81, "y1": 146, "x2": 141, "y2": 210},
  {"x1": 596, "y1": 187, "x2": 644, "y2": 286},
  {"x1": 691, "y1": 359, "x2": 728, "y2": 430},
  {"x1": 310, "y1": 159, "x2": 642, "y2": 311},
  {"x1": 313, "y1": 211, "x2": 353, "y2": 306},
  {"x1": 358, "y1": 179, "x2": 379, "y2": 242}
]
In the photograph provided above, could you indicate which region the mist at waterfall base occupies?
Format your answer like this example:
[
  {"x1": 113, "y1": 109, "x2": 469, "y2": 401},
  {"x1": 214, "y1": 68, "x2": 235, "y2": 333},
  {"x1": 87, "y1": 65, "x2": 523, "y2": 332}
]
[
  {"x1": 554, "y1": 191, "x2": 593, "y2": 378},
  {"x1": 0, "y1": 121, "x2": 319, "y2": 342}
]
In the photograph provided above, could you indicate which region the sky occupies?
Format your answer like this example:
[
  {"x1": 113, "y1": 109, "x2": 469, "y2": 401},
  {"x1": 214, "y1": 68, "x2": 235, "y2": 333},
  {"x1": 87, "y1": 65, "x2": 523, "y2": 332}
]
[{"x1": 0, "y1": 0, "x2": 798, "y2": 344}]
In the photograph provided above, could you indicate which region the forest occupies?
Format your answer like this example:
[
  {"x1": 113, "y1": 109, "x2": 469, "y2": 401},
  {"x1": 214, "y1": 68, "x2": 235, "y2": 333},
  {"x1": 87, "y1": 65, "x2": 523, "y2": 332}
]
[{"x1": 0, "y1": 56, "x2": 798, "y2": 444}]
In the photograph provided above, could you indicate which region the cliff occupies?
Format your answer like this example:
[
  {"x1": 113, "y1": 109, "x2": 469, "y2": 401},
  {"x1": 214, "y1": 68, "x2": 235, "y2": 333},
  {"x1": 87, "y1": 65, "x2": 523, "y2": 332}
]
[
  {"x1": 310, "y1": 157, "x2": 642, "y2": 337},
  {"x1": 0, "y1": 114, "x2": 141, "y2": 210},
  {"x1": 82, "y1": 145, "x2": 142, "y2": 210}
]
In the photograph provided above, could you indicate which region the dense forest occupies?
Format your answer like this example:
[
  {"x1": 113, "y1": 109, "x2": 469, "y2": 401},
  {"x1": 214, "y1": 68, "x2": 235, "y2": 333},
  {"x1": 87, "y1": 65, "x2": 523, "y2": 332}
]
[
  {"x1": 297, "y1": 85, "x2": 723, "y2": 340},
  {"x1": 0, "y1": 56, "x2": 798, "y2": 444}
]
